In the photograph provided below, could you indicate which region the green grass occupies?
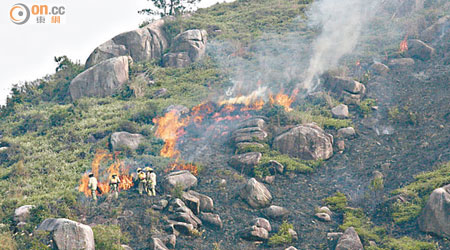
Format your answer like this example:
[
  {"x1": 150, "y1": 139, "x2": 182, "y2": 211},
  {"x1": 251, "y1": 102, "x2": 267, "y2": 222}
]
[
  {"x1": 390, "y1": 162, "x2": 450, "y2": 224},
  {"x1": 92, "y1": 224, "x2": 129, "y2": 250},
  {"x1": 254, "y1": 150, "x2": 323, "y2": 178},
  {"x1": 323, "y1": 192, "x2": 348, "y2": 212},
  {"x1": 268, "y1": 221, "x2": 294, "y2": 246}
]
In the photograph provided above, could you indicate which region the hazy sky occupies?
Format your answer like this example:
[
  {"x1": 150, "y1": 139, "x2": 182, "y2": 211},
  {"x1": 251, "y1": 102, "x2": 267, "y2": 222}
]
[{"x1": 0, "y1": 0, "x2": 233, "y2": 106}]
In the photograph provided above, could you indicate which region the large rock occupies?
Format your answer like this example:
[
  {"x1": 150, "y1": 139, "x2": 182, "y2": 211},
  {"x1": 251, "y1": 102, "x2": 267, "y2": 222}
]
[
  {"x1": 331, "y1": 104, "x2": 349, "y2": 119},
  {"x1": 238, "y1": 117, "x2": 267, "y2": 130},
  {"x1": 85, "y1": 19, "x2": 169, "y2": 68},
  {"x1": 229, "y1": 152, "x2": 262, "y2": 171},
  {"x1": 263, "y1": 205, "x2": 289, "y2": 219},
  {"x1": 150, "y1": 238, "x2": 169, "y2": 250},
  {"x1": 110, "y1": 131, "x2": 144, "y2": 151},
  {"x1": 239, "y1": 178, "x2": 272, "y2": 209},
  {"x1": 70, "y1": 56, "x2": 130, "y2": 100},
  {"x1": 163, "y1": 29, "x2": 208, "y2": 68},
  {"x1": 251, "y1": 218, "x2": 271, "y2": 232},
  {"x1": 407, "y1": 39, "x2": 435, "y2": 61},
  {"x1": 418, "y1": 184, "x2": 450, "y2": 238},
  {"x1": 420, "y1": 16, "x2": 449, "y2": 43},
  {"x1": 369, "y1": 62, "x2": 390, "y2": 76},
  {"x1": 323, "y1": 75, "x2": 366, "y2": 95},
  {"x1": 273, "y1": 123, "x2": 333, "y2": 160},
  {"x1": 232, "y1": 127, "x2": 268, "y2": 143},
  {"x1": 37, "y1": 218, "x2": 95, "y2": 250},
  {"x1": 181, "y1": 192, "x2": 200, "y2": 215},
  {"x1": 14, "y1": 205, "x2": 34, "y2": 223},
  {"x1": 239, "y1": 225, "x2": 269, "y2": 241},
  {"x1": 335, "y1": 227, "x2": 364, "y2": 250},
  {"x1": 187, "y1": 190, "x2": 214, "y2": 212},
  {"x1": 163, "y1": 170, "x2": 198, "y2": 191},
  {"x1": 337, "y1": 127, "x2": 356, "y2": 139},
  {"x1": 388, "y1": 58, "x2": 415, "y2": 68},
  {"x1": 199, "y1": 212, "x2": 223, "y2": 229}
]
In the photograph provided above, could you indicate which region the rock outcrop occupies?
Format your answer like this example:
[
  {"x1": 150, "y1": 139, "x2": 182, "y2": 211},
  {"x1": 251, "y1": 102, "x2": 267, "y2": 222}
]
[
  {"x1": 85, "y1": 19, "x2": 168, "y2": 68},
  {"x1": 163, "y1": 29, "x2": 208, "y2": 68},
  {"x1": 110, "y1": 131, "x2": 144, "y2": 151},
  {"x1": 229, "y1": 152, "x2": 262, "y2": 172},
  {"x1": 273, "y1": 123, "x2": 333, "y2": 160},
  {"x1": 420, "y1": 16, "x2": 449, "y2": 43},
  {"x1": 163, "y1": 170, "x2": 198, "y2": 191},
  {"x1": 418, "y1": 184, "x2": 450, "y2": 238},
  {"x1": 14, "y1": 205, "x2": 34, "y2": 223},
  {"x1": 240, "y1": 178, "x2": 272, "y2": 209},
  {"x1": 335, "y1": 227, "x2": 364, "y2": 250},
  {"x1": 407, "y1": 39, "x2": 435, "y2": 61},
  {"x1": 199, "y1": 212, "x2": 223, "y2": 229},
  {"x1": 331, "y1": 104, "x2": 349, "y2": 119},
  {"x1": 186, "y1": 190, "x2": 214, "y2": 212},
  {"x1": 323, "y1": 74, "x2": 366, "y2": 104},
  {"x1": 70, "y1": 56, "x2": 130, "y2": 100},
  {"x1": 37, "y1": 218, "x2": 95, "y2": 250},
  {"x1": 263, "y1": 205, "x2": 289, "y2": 219}
]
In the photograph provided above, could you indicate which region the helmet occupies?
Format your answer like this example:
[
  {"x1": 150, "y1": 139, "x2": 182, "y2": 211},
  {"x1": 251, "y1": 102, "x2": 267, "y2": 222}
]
[
  {"x1": 144, "y1": 167, "x2": 152, "y2": 172},
  {"x1": 137, "y1": 168, "x2": 142, "y2": 172},
  {"x1": 88, "y1": 173, "x2": 94, "y2": 177},
  {"x1": 112, "y1": 174, "x2": 117, "y2": 177}
]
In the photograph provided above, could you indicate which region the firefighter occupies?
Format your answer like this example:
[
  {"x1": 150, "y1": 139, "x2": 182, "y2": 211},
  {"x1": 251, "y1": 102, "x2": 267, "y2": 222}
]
[
  {"x1": 88, "y1": 173, "x2": 98, "y2": 201},
  {"x1": 136, "y1": 168, "x2": 146, "y2": 195},
  {"x1": 109, "y1": 174, "x2": 121, "y2": 199},
  {"x1": 146, "y1": 168, "x2": 157, "y2": 196}
]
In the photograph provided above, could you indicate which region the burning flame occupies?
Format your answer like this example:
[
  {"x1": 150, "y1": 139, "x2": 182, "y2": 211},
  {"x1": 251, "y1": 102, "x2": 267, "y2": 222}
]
[
  {"x1": 269, "y1": 90, "x2": 296, "y2": 112},
  {"x1": 166, "y1": 160, "x2": 199, "y2": 176},
  {"x1": 78, "y1": 150, "x2": 134, "y2": 198},
  {"x1": 400, "y1": 35, "x2": 408, "y2": 53},
  {"x1": 153, "y1": 110, "x2": 189, "y2": 158}
]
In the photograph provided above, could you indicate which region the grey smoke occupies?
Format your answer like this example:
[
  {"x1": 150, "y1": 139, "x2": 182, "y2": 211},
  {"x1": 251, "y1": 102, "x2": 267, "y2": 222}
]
[{"x1": 299, "y1": 0, "x2": 381, "y2": 92}]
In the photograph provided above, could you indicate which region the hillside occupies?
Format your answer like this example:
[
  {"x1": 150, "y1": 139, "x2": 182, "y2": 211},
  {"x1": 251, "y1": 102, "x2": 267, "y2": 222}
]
[{"x1": 0, "y1": 0, "x2": 449, "y2": 249}]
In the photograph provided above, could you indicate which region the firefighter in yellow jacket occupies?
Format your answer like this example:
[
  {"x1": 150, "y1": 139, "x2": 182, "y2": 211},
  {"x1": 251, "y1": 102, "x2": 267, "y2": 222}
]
[
  {"x1": 88, "y1": 173, "x2": 98, "y2": 201},
  {"x1": 109, "y1": 174, "x2": 121, "y2": 199},
  {"x1": 136, "y1": 168, "x2": 146, "y2": 195},
  {"x1": 144, "y1": 167, "x2": 156, "y2": 196}
]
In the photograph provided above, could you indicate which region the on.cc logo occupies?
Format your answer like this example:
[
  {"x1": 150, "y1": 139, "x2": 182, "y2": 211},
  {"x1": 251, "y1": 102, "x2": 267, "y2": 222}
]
[{"x1": 10, "y1": 3, "x2": 30, "y2": 25}]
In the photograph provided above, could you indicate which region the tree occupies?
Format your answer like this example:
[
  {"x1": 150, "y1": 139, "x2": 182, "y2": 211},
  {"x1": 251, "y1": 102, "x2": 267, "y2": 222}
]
[{"x1": 139, "y1": 0, "x2": 202, "y2": 17}]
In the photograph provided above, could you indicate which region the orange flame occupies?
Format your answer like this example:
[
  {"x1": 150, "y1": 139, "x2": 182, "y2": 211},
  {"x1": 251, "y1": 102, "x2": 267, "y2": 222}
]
[
  {"x1": 78, "y1": 150, "x2": 134, "y2": 197},
  {"x1": 153, "y1": 110, "x2": 189, "y2": 158},
  {"x1": 166, "y1": 161, "x2": 199, "y2": 176},
  {"x1": 269, "y1": 90, "x2": 296, "y2": 112},
  {"x1": 400, "y1": 35, "x2": 408, "y2": 53},
  {"x1": 240, "y1": 97, "x2": 264, "y2": 111}
]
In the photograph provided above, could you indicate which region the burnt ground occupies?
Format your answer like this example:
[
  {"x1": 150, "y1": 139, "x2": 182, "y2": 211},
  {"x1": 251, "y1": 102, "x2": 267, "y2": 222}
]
[{"x1": 78, "y1": 44, "x2": 449, "y2": 250}]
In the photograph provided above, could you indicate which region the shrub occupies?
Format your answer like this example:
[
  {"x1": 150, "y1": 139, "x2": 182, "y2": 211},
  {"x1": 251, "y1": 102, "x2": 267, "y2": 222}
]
[
  {"x1": 256, "y1": 151, "x2": 323, "y2": 177},
  {"x1": 339, "y1": 209, "x2": 386, "y2": 243},
  {"x1": 130, "y1": 102, "x2": 159, "y2": 124},
  {"x1": 236, "y1": 143, "x2": 270, "y2": 154},
  {"x1": 383, "y1": 237, "x2": 436, "y2": 250},
  {"x1": 323, "y1": 192, "x2": 348, "y2": 212},
  {"x1": 359, "y1": 99, "x2": 376, "y2": 117},
  {"x1": 268, "y1": 221, "x2": 294, "y2": 246},
  {"x1": 92, "y1": 224, "x2": 129, "y2": 250}
]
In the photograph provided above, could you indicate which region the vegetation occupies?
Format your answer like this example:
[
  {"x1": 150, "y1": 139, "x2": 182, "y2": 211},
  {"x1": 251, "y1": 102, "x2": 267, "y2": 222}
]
[
  {"x1": 390, "y1": 161, "x2": 450, "y2": 224},
  {"x1": 254, "y1": 151, "x2": 322, "y2": 178},
  {"x1": 323, "y1": 192, "x2": 348, "y2": 212},
  {"x1": 92, "y1": 224, "x2": 129, "y2": 250},
  {"x1": 268, "y1": 221, "x2": 294, "y2": 246},
  {"x1": 359, "y1": 98, "x2": 376, "y2": 117},
  {"x1": 139, "y1": 0, "x2": 202, "y2": 17}
]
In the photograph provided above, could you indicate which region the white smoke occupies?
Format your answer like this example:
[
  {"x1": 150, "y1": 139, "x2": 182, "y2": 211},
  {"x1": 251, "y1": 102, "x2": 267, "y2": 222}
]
[{"x1": 299, "y1": 0, "x2": 381, "y2": 92}]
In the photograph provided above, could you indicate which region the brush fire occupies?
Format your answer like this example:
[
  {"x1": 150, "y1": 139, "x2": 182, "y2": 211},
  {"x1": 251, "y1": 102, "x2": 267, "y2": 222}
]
[
  {"x1": 78, "y1": 150, "x2": 134, "y2": 198},
  {"x1": 152, "y1": 89, "x2": 297, "y2": 173}
]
